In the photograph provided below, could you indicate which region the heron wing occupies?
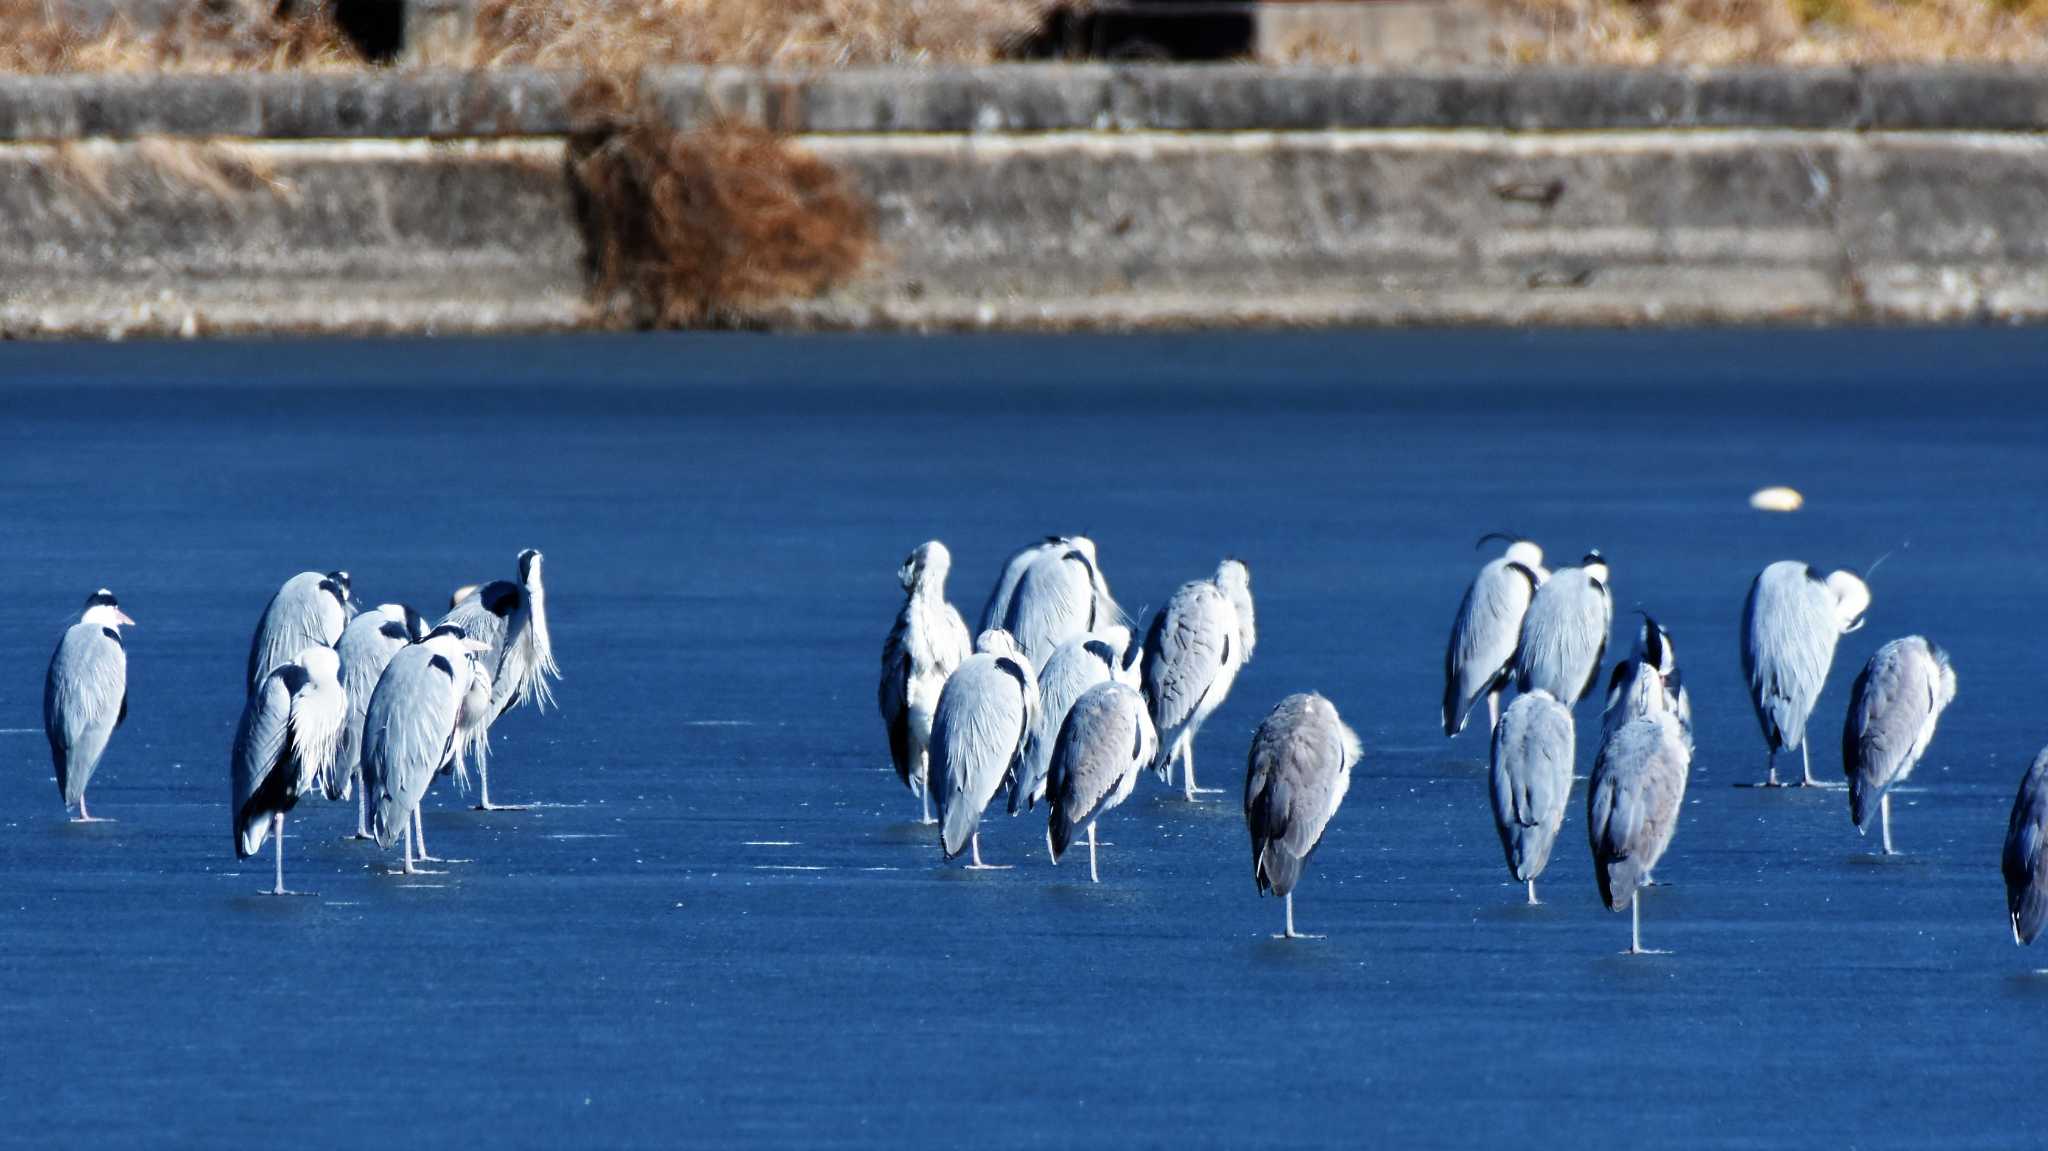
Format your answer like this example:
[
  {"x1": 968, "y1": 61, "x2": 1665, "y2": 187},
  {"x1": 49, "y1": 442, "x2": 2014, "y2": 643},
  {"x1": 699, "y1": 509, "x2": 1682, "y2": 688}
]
[
  {"x1": 1513, "y1": 573, "x2": 1609, "y2": 705},
  {"x1": 879, "y1": 609, "x2": 914, "y2": 783},
  {"x1": 362, "y1": 647, "x2": 463, "y2": 848},
  {"x1": 333, "y1": 612, "x2": 411, "y2": 797},
  {"x1": 1142, "y1": 583, "x2": 1232, "y2": 762},
  {"x1": 248, "y1": 572, "x2": 345, "y2": 692},
  {"x1": 1245, "y1": 695, "x2": 1350, "y2": 898},
  {"x1": 288, "y1": 671, "x2": 348, "y2": 799},
  {"x1": 981, "y1": 540, "x2": 1054, "y2": 635},
  {"x1": 1004, "y1": 550, "x2": 1095, "y2": 664},
  {"x1": 1053, "y1": 684, "x2": 1146, "y2": 835},
  {"x1": 2004, "y1": 754, "x2": 2048, "y2": 944},
  {"x1": 1587, "y1": 717, "x2": 1687, "y2": 909},
  {"x1": 43, "y1": 624, "x2": 127, "y2": 805},
  {"x1": 931, "y1": 657, "x2": 1029, "y2": 859},
  {"x1": 1845, "y1": 639, "x2": 1945, "y2": 827},
  {"x1": 231, "y1": 669, "x2": 298, "y2": 856},
  {"x1": 1445, "y1": 559, "x2": 1534, "y2": 734},
  {"x1": 1743, "y1": 563, "x2": 1838, "y2": 750},
  {"x1": 1016, "y1": 639, "x2": 1112, "y2": 814}
]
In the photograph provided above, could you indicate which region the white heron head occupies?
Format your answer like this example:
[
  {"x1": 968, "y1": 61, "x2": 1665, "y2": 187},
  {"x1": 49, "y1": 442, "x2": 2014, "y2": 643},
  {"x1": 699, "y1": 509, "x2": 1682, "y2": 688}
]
[
  {"x1": 294, "y1": 645, "x2": 341, "y2": 685},
  {"x1": 898, "y1": 540, "x2": 951, "y2": 593},
  {"x1": 1634, "y1": 614, "x2": 1676, "y2": 676},
  {"x1": 1825, "y1": 570, "x2": 1871, "y2": 634},
  {"x1": 80, "y1": 588, "x2": 135, "y2": 629},
  {"x1": 1504, "y1": 540, "x2": 1545, "y2": 574},
  {"x1": 449, "y1": 584, "x2": 478, "y2": 609},
  {"x1": 1580, "y1": 550, "x2": 1609, "y2": 585},
  {"x1": 1214, "y1": 557, "x2": 1256, "y2": 663},
  {"x1": 975, "y1": 628, "x2": 1021, "y2": 658}
]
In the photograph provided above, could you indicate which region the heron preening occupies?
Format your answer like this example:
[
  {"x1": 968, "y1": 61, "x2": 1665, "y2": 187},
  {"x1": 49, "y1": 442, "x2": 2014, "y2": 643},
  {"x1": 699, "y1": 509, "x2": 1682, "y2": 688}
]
[
  {"x1": 231, "y1": 646, "x2": 345, "y2": 896},
  {"x1": 993, "y1": 536, "x2": 1122, "y2": 667},
  {"x1": 1245, "y1": 692, "x2": 1361, "y2": 940},
  {"x1": 1143, "y1": 558, "x2": 1257, "y2": 800},
  {"x1": 2003, "y1": 748, "x2": 2048, "y2": 947},
  {"x1": 1843, "y1": 636, "x2": 1956, "y2": 855},
  {"x1": 880, "y1": 541, "x2": 973, "y2": 824},
  {"x1": 362, "y1": 624, "x2": 491, "y2": 875},
  {"x1": 439, "y1": 548, "x2": 560, "y2": 811},
  {"x1": 1046, "y1": 681, "x2": 1157, "y2": 882},
  {"x1": 43, "y1": 589, "x2": 133, "y2": 823},
  {"x1": 1445, "y1": 534, "x2": 1546, "y2": 737},
  {"x1": 1587, "y1": 711, "x2": 1691, "y2": 955},
  {"x1": 1741, "y1": 560, "x2": 1871, "y2": 788},
  {"x1": 1012, "y1": 625, "x2": 1139, "y2": 815},
  {"x1": 1512, "y1": 550, "x2": 1611, "y2": 708},
  {"x1": 1488, "y1": 690, "x2": 1574, "y2": 905},
  {"x1": 248, "y1": 570, "x2": 353, "y2": 695},
  {"x1": 930, "y1": 629, "x2": 1040, "y2": 869},
  {"x1": 331, "y1": 603, "x2": 427, "y2": 839}
]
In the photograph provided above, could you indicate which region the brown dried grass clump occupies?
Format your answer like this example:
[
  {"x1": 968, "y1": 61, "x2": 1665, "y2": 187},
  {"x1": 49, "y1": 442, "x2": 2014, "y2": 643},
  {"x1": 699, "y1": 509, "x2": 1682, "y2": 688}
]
[
  {"x1": 0, "y1": 0, "x2": 361, "y2": 74},
  {"x1": 469, "y1": 0, "x2": 1054, "y2": 70},
  {"x1": 1495, "y1": 0, "x2": 2048, "y2": 64},
  {"x1": 572, "y1": 111, "x2": 874, "y2": 327}
]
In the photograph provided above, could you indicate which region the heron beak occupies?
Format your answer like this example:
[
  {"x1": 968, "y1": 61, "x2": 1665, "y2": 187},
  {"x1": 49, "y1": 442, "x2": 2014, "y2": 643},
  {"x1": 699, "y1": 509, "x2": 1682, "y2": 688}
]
[
  {"x1": 117, "y1": 610, "x2": 136, "y2": 626},
  {"x1": 1843, "y1": 615, "x2": 1867, "y2": 634},
  {"x1": 463, "y1": 639, "x2": 491, "y2": 654}
]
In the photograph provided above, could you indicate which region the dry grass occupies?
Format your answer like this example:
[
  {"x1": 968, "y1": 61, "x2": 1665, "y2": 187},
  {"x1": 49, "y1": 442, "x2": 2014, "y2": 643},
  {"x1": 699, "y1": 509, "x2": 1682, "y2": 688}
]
[
  {"x1": 572, "y1": 110, "x2": 874, "y2": 327},
  {"x1": 468, "y1": 0, "x2": 1054, "y2": 69},
  {"x1": 0, "y1": 0, "x2": 361, "y2": 74},
  {"x1": 1494, "y1": 0, "x2": 2048, "y2": 64}
]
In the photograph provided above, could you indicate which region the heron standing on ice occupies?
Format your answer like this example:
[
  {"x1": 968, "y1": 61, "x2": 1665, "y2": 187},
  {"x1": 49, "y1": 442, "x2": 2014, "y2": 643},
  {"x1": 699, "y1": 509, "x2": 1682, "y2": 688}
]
[
  {"x1": 248, "y1": 571, "x2": 353, "y2": 694},
  {"x1": 330, "y1": 604, "x2": 426, "y2": 839},
  {"x1": 439, "y1": 548, "x2": 561, "y2": 811},
  {"x1": 1011, "y1": 626, "x2": 1139, "y2": 814},
  {"x1": 363, "y1": 624, "x2": 492, "y2": 874},
  {"x1": 1445, "y1": 534, "x2": 1546, "y2": 736},
  {"x1": 1245, "y1": 692, "x2": 1361, "y2": 940},
  {"x1": 930, "y1": 630, "x2": 1039, "y2": 869},
  {"x1": 1741, "y1": 560, "x2": 1870, "y2": 787},
  {"x1": 1143, "y1": 558, "x2": 1257, "y2": 800},
  {"x1": 232, "y1": 646, "x2": 346, "y2": 895},
  {"x1": 880, "y1": 541, "x2": 973, "y2": 824},
  {"x1": 1842, "y1": 636, "x2": 1956, "y2": 855},
  {"x1": 1602, "y1": 614, "x2": 1693, "y2": 750},
  {"x1": 2003, "y1": 748, "x2": 2048, "y2": 947},
  {"x1": 1587, "y1": 711, "x2": 1691, "y2": 955},
  {"x1": 1488, "y1": 690, "x2": 1574, "y2": 905},
  {"x1": 43, "y1": 589, "x2": 133, "y2": 823},
  {"x1": 1046, "y1": 681, "x2": 1157, "y2": 882},
  {"x1": 1512, "y1": 551, "x2": 1611, "y2": 708}
]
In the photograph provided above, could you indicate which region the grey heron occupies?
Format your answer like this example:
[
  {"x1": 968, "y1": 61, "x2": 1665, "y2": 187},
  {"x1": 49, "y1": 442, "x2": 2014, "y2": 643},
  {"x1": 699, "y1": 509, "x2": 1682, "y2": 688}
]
[
  {"x1": 1602, "y1": 614, "x2": 1693, "y2": 750},
  {"x1": 1512, "y1": 551, "x2": 1612, "y2": 707},
  {"x1": 1488, "y1": 689, "x2": 1574, "y2": 905},
  {"x1": 879, "y1": 541, "x2": 973, "y2": 824},
  {"x1": 1587, "y1": 711, "x2": 1691, "y2": 955},
  {"x1": 42, "y1": 589, "x2": 133, "y2": 822},
  {"x1": 248, "y1": 571, "x2": 353, "y2": 694},
  {"x1": 1741, "y1": 560, "x2": 1870, "y2": 787},
  {"x1": 330, "y1": 603, "x2": 427, "y2": 839},
  {"x1": 1445, "y1": 535, "x2": 1547, "y2": 736},
  {"x1": 1245, "y1": 692, "x2": 1362, "y2": 940},
  {"x1": 363, "y1": 624, "x2": 491, "y2": 874},
  {"x1": 2003, "y1": 747, "x2": 2048, "y2": 947},
  {"x1": 1842, "y1": 636, "x2": 1956, "y2": 855},
  {"x1": 1011, "y1": 625, "x2": 1139, "y2": 815},
  {"x1": 1143, "y1": 558, "x2": 1257, "y2": 801},
  {"x1": 1000, "y1": 536, "x2": 1122, "y2": 667},
  {"x1": 1046, "y1": 681, "x2": 1157, "y2": 882},
  {"x1": 232, "y1": 646, "x2": 346, "y2": 895},
  {"x1": 439, "y1": 548, "x2": 561, "y2": 811},
  {"x1": 930, "y1": 629, "x2": 1040, "y2": 869}
]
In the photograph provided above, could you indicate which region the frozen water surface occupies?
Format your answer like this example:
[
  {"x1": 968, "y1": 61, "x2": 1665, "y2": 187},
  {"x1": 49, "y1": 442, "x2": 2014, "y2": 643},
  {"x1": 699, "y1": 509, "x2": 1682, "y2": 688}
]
[{"x1": 1, "y1": 330, "x2": 2046, "y2": 1146}]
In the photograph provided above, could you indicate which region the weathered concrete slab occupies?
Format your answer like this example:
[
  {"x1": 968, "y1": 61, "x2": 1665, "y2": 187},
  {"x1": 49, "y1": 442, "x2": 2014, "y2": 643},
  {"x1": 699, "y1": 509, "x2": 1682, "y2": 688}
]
[{"x1": 11, "y1": 66, "x2": 2048, "y2": 141}]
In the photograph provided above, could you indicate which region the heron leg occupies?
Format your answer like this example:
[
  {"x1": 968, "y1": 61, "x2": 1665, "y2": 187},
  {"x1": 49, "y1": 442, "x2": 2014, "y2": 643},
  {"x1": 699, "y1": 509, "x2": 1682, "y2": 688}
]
[
  {"x1": 917, "y1": 774, "x2": 935, "y2": 826},
  {"x1": 1488, "y1": 691, "x2": 1501, "y2": 734},
  {"x1": 1087, "y1": 822, "x2": 1099, "y2": 884},
  {"x1": 1763, "y1": 748, "x2": 1782, "y2": 788},
  {"x1": 72, "y1": 793, "x2": 111, "y2": 823},
  {"x1": 474, "y1": 762, "x2": 532, "y2": 812},
  {"x1": 1526, "y1": 879, "x2": 1538, "y2": 906},
  {"x1": 1630, "y1": 898, "x2": 1641, "y2": 954},
  {"x1": 1183, "y1": 740, "x2": 1222, "y2": 800},
  {"x1": 1881, "y1": 794, "x2": 1896, "y2": 855},
  {"x1": 349, "y1": 776, "x2": 372, "y2": 840},
  {"x1": 1275, "y1": 892, "x2": 1324, "y2": 940},
  {"x1": 964, "y1": 832, "x2": 1012, "y2": 871},
  {"x1": 1801, "y1": 744, "x2": 1817, "y2": 787}
]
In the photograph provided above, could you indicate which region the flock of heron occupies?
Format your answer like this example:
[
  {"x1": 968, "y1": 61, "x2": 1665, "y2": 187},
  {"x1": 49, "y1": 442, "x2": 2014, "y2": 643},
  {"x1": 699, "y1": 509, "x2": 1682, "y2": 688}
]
[
  {"x1": 881, "y1": 534, "x2": 2048, "y2": 952},
  {"x1": 39, "y1": 549, "x2": 560, "y2": 894}
]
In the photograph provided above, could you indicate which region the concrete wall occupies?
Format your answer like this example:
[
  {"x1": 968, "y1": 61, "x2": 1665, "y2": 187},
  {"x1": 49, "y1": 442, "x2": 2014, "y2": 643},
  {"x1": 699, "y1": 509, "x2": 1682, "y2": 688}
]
[{"x1": 1, "y1": 67, "x2": 2045, "y2": 336}]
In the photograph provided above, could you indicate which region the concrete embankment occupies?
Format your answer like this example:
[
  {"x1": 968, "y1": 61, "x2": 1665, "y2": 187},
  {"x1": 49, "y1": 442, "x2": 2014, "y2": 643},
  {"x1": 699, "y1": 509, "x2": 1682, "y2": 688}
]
[{"x1": 3, "y1": 66, "x2": 2046, "y2": 336}]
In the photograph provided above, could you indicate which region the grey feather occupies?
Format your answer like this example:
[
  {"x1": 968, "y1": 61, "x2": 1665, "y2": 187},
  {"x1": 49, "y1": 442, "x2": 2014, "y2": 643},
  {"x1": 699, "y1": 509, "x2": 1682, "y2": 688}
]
[
  {"x1": 231, "y1": 648, "x2": 345, "y2": 857},
  {"x1": 1014, "y1": 628, "x2": 1126, "y2": 813},
  {"x1": 1843, "y1": 636, "x2": 1956, "y2": 831},
  {"x1": 1142, "y1": 566, "x2": 1253, "y2": 783},
  {"x1": 330, "y1": 606, "x2": 418, "y2": 803},
  {"x1": 930, "y1": 636, "x2": 1039, "y2": 860},
  {"x1": 1742, "y1": 561, "x2": 1845, "y2": 754},
  {"x1": 1586, "y1": 712, "x2": 1690, "y2": 911},
  {"x1": 1489, "y1": 690, "x2": 1575, "y2": 883},
  {"x1": 362, "y1": 634, "x2": 473, "y2": 849},
  {"x1": 1445, "y1": 557, "x2": 1538, "y2": 735},
  {"x1": 1513, "y1": 563, "x2": 1611, "y2": 706},
  {"x1": 247, "y1": 571, "x2": 350, "y2": 694},
  {"x1": 2003, "y1": 748, "x2": 2048, "y2": 945},
  {"x1": 879, "y1": 542, "x2": 972, "y2": 796},
  {"x1": 43, "y1": 621, "x2": 128, "y2": 809},
  {"x1": 1046, "y1": 682, "x2": 1156, "y2": 862},
  {"x1": 1003, "y1": 548, "x2": 1099, "y2": 668},
  {"x1": 1244, "y1": 693, "x2": 1361, "y2": 899}
]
